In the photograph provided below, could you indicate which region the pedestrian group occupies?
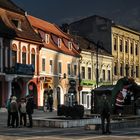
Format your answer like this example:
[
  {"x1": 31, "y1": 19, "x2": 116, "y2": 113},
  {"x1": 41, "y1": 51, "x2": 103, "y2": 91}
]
[{"x1": 6, "y1": 94, "x2": 34, "y2": 128}]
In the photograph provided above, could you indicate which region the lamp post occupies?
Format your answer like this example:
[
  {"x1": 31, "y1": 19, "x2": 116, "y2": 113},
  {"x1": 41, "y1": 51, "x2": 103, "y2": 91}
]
[
  {"x1": 96, "y1": 42, "x2": 99, "y2": 88},
  {"x1": 96, "y1": 41, "x2": 103, "y2": 88}
]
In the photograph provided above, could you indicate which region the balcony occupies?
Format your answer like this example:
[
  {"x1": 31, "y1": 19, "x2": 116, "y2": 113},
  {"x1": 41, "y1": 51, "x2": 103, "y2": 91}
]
[{"x1": 4, "y1": 63, "x2": 34, "y2": 75}]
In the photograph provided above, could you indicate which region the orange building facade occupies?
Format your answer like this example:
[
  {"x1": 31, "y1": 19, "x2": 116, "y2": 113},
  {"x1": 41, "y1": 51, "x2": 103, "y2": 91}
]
[{"x1": 28, "y1": 15, "x2": 80, "y2": 109}]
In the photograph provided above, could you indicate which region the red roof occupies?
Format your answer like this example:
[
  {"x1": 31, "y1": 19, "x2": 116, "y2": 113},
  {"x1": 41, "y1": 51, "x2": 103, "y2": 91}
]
[{"x1": 28, "y1": 15, "x2": 80, "y2": 57}]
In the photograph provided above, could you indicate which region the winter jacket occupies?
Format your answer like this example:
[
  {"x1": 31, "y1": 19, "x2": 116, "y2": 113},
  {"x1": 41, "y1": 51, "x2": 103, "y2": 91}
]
[
  {"x1": 100, "y1": 98, "x2": 111, "y2": 117},
  {"x1": 10, "y1": 100, "x2": 18, "y2": 113}
]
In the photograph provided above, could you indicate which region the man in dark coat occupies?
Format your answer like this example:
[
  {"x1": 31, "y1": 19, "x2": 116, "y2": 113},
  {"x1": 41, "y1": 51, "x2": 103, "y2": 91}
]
[
  {"x1": 48, "y1": 94, "x2": 53, "y2": 112},
  {"x1": 26, "y1": 95, "x2": 34, "y2": 128},
  {"x1": 100, "y1": 94, "x2": 111, "y2": 134}
]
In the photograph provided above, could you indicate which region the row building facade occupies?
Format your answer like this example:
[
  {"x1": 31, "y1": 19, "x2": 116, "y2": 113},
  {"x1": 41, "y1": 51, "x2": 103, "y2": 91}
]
[{"x1": 69, "y1": 15, "x2": 140, "y2": 84}]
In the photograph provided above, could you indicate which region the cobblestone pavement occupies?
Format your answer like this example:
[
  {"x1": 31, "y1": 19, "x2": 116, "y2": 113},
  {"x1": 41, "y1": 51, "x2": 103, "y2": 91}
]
[
  {"x1": 0, "y1": 108, "x2": 140, "y2": 140},
  {"x1": 0, "y1": 126, "x2": 140, "y2": 140}
]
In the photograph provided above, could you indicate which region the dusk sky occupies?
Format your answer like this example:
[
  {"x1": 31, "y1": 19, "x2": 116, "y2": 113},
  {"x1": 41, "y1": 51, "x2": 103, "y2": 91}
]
[{"x1": 12, "y1": 0, "x2": 140, "y2": 29}]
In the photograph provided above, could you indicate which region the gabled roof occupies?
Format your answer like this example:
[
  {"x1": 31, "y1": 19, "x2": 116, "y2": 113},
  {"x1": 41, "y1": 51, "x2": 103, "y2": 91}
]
[
  {"x1": 28, "y1": 15, "x2": 80, "y2": 57},
  {"x1": 0, "y1": 0, "x2": 25, "y2": 15}
]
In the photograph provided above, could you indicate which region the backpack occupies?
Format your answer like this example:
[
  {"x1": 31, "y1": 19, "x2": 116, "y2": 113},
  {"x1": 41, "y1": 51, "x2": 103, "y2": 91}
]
[{"x1": 20, "y1": 102, "x2": 26, "y2": 113}]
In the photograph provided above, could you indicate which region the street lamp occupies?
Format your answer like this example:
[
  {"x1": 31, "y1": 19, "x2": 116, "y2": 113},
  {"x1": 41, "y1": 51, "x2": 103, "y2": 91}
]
[{"x1": 96, "y1": 41, "x2": 103, "y2": 88}]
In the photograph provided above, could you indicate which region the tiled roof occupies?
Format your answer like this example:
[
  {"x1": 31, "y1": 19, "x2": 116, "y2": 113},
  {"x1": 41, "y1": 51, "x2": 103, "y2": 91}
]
[
  {"x1": 28, "y1": 15, "x2": 69, "y2": 39},
  {"x1": 0, "y1": 0, "x2": 25, "y2": 15},
  {"x1": 0, "y1": 8, "x2": 42, "y2": 43},
  {"x1": 28, "y1": 15, "x2": 80, "y2": 57}
]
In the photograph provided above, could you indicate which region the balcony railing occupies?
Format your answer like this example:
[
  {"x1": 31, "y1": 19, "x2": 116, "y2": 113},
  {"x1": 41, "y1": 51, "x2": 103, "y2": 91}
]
[{"x1": 4, "y1": 63, "x2": 34, "y2": 75}]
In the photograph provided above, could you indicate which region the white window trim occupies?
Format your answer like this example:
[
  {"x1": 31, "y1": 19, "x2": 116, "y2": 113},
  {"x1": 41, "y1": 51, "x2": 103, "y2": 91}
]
[
  {"x1": 74, "y1": 64, "x2": 77, "y2": 76},
  {"x1": 42, "y1": 57, "x2": 46, "y2": 72},
  {"x1": 45, "y1": 34, "x2": 50, "y2": 44},
  {"x1": 49, "y1": 59, "x2": 53, "y2": 74},
  {"x1": 58, "y1": 38, "x2": 62, "y2": 48},
  {"x1": 67, "y1": 63, "x2": 71, "y2": 76},
  {"x1": 68, "y1": 41, "x2": 72, "y2": 50},
  {"x1": 58, "y1": 61, "x2": 62, "y2": 75}
]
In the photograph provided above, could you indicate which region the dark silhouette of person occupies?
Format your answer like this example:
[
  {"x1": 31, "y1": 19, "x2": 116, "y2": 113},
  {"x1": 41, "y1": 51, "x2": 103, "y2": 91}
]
[
  {"x1": 26, "y1": 95, "x2": 34, "y2": 127},
  {"x1": 19, "y1": 98, "x2": 27, "y2": 127},
  {"x1": 10, "y1": 96, "x2": 19, "y2": 128},
  {"x1": 100, "y1": 94, "x2": 111, "y2": 134},
  {"x1": 6, "y1": 95, "x2": 12, "y2": 127},
  {"x1": 48, "y1": 94, "x2": 53, "y2": 112}
]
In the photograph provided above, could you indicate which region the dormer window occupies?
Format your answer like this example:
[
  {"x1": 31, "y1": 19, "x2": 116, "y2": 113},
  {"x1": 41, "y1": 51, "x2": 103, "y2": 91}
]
[
  {"x1": 45, "y1": 34, "x2": 49, "y2": 44},
  {"x1": 58, "y1": 38, "x2": 61, "y2": 48},
  {"x1": 68, "y1": 42, "x2": 72, "y2": 50},
  {"x1": 11, "y1": 19, "x2": 21, "y2": 30}
]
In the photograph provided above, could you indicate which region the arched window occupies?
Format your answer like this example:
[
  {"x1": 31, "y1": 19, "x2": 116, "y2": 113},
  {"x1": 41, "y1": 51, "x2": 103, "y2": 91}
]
[
  {"x1": 120, "y1": 63, "x2": 123, "y2": 76},
  {"x1": 12, "y1": 44, "x2": 17, "y2": 67},
  {"x1": 113, "y1": 38, "x2": 117, "y2": 51},
  {"x1": 130, "y1": 42, "x2": 133, "y2": 54},
  {"x1": 120, "y1": 39, "x2": 123, "y2": 52},
  {"x1": 22, "y1": 46, "x2": 26, "y2": 64},
  {"x1": 135, "y1": 44, "x2": 138, "y2": 55},
  {"x1": 114, "y1": 63, "x2": 117, "y2": 75},
  {"x1": 31, "y1": 48, "x2": 35, "y2": 70}
]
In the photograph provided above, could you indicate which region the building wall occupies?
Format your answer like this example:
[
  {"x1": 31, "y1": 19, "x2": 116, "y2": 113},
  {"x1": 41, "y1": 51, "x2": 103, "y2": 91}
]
[
  {"x1": 112, "y1": 26, "x2": 140, "y2": 83},
  {"x1": 38, "y1": 48, "x2": 79, "y2": 109},
  {"x1": 69, "y1": 16, "x2": 140, "y2": 84},
  {"x1": 79, "y1": 50, "x2": 113, "y2": 109}
]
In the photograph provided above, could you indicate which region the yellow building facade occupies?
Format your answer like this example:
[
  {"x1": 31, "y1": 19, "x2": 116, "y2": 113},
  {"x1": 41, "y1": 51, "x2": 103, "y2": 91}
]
[{"x1": 112, "y1": 25, "x2": 140, "y2": 83}]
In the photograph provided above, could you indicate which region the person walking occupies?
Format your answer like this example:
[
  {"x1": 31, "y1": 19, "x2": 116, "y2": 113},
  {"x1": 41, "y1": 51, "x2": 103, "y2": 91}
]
[
  {"x1": 100, "y1": 94, "x2": 111, "y2": 134},
  {"x1": 26, "y1": 95, "x2": 34, "y2": 128},
  {"x1": 10, "y1": 96, "x2": 19, "y2": 128},
  {"x1": 6, "y1": 95, "x2": 12, "y2": 127},
  {"x1": 19, "y1": 98, "x2": 27, "y2": 127}
]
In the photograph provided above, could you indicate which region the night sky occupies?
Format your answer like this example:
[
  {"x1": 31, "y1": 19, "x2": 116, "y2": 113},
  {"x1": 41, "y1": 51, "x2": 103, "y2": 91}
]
[{"x1": 12, "y1": 0, "x2": 140, "y2": 30}]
